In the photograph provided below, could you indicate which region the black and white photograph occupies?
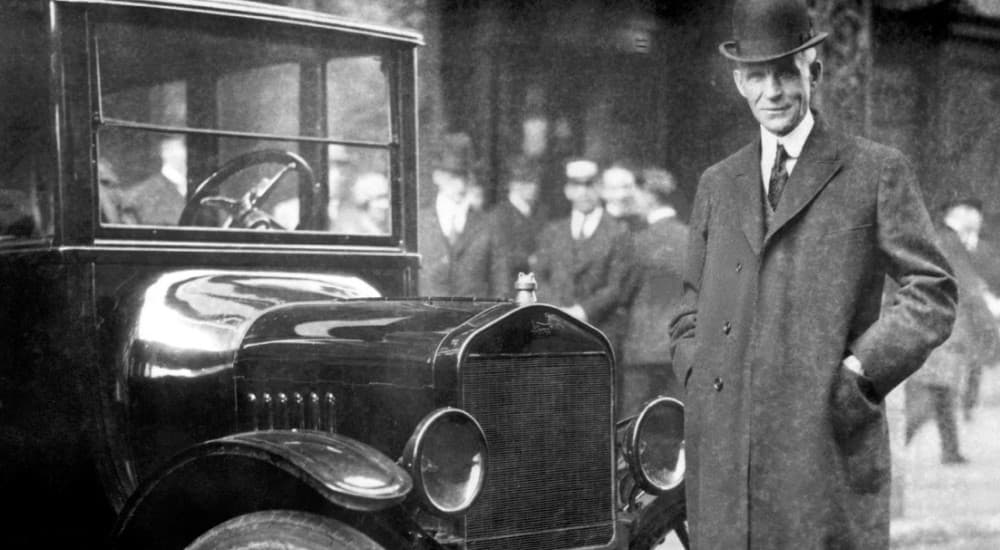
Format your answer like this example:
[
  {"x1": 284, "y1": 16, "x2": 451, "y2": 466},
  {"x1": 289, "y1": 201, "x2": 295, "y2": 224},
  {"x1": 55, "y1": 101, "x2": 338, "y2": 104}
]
[{"x1": 2, "y1": 0, "x2": 999, "y2": 548}]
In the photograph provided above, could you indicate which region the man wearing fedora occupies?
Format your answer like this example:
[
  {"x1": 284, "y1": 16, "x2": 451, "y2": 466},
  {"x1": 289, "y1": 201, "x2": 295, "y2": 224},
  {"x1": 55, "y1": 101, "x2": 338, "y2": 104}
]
[
  {"x1": 669, "y1": 0, "x2": 957, "y2": 547},
  {"x1": 418, "y1": 133, "x2": 509, "y2": 298}
]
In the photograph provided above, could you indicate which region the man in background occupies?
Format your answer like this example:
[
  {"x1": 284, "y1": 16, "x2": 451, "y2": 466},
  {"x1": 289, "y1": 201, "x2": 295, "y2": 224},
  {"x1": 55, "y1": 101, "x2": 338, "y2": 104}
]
[
  {"x1": 492, "y1": 155, "x2": 548, "y2": 283},
  {"x1": 535, "y1": 158, "x2": 632, "y2": 357},
  {"x1": 417, "y1": 132, "x2": 509, "y2": 298},
  {"x1": 333, "y1": 172, "x2": 390, "y2": 235},
  {"x1": 905, "y1": 199, "x2": 996, "y2": 463},
  {"x1": 620, "y1": 167, "x2": 688, "y2": 416}
]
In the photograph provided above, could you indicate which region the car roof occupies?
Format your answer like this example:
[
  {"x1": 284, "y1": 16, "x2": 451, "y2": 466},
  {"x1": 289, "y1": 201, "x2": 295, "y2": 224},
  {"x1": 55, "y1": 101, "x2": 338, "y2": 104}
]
[{"x1": 56, "y1": 0, "x2": 424, "y2": 45}]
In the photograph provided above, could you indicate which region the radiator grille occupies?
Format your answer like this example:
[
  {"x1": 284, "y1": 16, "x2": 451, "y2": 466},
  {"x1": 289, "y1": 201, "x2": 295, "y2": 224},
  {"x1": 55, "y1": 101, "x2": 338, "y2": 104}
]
[{"x1": 461, "y1": 353, "x2": 614, "y2": 550}]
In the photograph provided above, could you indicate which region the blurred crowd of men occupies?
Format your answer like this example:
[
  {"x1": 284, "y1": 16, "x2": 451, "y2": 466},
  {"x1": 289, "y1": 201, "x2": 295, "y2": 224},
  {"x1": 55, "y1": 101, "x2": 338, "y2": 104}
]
[{"x1": 417, "y1": 132, "x2": 689, "y2": 417}]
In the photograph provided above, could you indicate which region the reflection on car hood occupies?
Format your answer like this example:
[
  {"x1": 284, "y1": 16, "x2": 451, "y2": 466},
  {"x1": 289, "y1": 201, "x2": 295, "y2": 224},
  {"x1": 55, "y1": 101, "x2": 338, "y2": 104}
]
[
  {"x1": 130, "y1": 269, "x2": 381, "y2": 378},
  {"x1": 127, "y1": 269, "x2": 507, "y2": 384}
]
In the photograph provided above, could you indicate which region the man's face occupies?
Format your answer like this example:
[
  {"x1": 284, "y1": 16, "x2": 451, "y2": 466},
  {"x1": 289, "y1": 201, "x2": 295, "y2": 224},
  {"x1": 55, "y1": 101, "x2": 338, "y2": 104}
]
[
  {"x1": 509, "y1": 179, "x2": 539, "y2": 204},
  {"x1": 734, "y1": 53, "x2": 817, "y2": 137},
  {"x1": 945, "y1": 205, "x2": 984, "y2": 252},
  {"x1": 432, "y1": 169, "x2": 468, "y2": 203},
  {"x1": 600, "y1": 168, "x2": 636, "y2": 217},
  {"x1": 564, "y1": 180, "x2": 600, "y2": 214}
]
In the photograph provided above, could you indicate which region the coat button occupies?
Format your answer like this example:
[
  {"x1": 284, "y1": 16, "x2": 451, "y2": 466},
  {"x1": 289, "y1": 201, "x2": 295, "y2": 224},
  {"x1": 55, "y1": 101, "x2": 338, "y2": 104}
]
[
  {"x1": 723, "y1": 321, "x2": 732, "y2": 335},
  {"x1": 736, "y1": 262, "x2": 743, "y2": 273},
  {"x1": 713, "y1": 377, "x2": 724, "y2": 391}
]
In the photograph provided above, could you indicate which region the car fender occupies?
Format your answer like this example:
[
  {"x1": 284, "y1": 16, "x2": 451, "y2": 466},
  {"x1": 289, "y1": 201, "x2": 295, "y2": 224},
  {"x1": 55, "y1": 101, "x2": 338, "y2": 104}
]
[{"x1": 113, "y1": 430, "x2": 412, "y2": 550}]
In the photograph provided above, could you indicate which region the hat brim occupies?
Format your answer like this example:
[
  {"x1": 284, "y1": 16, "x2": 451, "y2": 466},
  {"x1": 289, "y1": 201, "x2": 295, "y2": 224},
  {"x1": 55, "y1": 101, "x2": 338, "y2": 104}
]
[{"x1": 719, "y1": 32, "x2": 828, "y2": 63}]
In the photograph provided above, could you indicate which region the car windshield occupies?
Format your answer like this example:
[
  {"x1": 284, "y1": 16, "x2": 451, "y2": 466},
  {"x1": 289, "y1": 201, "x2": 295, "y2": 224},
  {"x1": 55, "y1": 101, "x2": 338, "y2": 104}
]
[{"x1": 93, "y1": 6, "x2": 395, "y2": 237}]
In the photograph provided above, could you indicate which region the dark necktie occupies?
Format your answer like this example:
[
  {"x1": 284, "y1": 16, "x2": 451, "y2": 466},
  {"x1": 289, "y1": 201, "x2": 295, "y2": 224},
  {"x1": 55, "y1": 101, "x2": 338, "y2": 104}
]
[{"x1": 767, "y1": 144, "x2": 790, "y2": 211}]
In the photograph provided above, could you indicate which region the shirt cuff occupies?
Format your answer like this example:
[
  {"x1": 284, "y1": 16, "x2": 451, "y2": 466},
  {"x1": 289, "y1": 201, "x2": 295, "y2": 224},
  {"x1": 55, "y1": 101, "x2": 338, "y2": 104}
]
[{"x1": 841, "y1": 355, "x2": 864, "y2": 377}]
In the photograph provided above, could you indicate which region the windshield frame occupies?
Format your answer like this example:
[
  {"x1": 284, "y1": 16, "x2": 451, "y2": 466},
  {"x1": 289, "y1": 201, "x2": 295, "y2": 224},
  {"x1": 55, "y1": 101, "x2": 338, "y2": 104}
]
[{"x1": 82, "y1": 1, "x2": 418, "y2": 249}]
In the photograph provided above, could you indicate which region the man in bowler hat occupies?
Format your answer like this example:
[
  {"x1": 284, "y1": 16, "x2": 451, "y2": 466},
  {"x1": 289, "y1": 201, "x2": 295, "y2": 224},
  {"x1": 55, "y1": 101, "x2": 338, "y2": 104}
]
[
  {"x1": 669, "y1": 0, "x2": 957, "y2": 547},
  {"x1": 417, "y1": 133, "x2": 509, "y2": 298}
]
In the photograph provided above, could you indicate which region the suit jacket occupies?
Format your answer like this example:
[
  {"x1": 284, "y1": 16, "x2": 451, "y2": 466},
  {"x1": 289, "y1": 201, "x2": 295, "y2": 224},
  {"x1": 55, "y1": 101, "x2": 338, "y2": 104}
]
[
  {"x1": 417, "y1": 205, "x2": 510, "y2": 298},
  {"x1": 622, "y1": 215, "x2": 688, "y2": 367},
  {"x1": 490, "y1": 200, "x2": 548, "y2": 282},
  {"x1": 119, "y1": 172, "x2": 186, "y2": 226},
  {"x1": 669, "y1": 117, "x2": 956, "y2": 549},
  {"x1": 534, "y1": 212, "x2": 632, "y2": 349}
]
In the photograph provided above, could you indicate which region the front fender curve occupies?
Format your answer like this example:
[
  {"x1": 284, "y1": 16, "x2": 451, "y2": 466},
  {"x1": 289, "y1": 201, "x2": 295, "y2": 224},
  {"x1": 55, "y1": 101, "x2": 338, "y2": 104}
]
[{"x1": 113, "y1": 430, "x2": 412, "y2": 549}]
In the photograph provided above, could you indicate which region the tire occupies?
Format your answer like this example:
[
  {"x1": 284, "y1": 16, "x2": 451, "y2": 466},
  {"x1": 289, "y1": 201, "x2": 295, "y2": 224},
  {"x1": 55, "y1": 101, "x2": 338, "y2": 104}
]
[{"x1": 185, "y1": 510, "x2": 386, "y2": 550}]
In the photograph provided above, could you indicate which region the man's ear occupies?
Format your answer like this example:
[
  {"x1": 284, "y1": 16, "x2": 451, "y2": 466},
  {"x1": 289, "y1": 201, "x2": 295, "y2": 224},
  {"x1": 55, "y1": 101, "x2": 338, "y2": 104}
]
[
  {"x1": 810, "y1": 60, "x2": 823, "y2": 85},
  {"x1": 733, "y1": 69, "x2": 748, "y2": 98}
]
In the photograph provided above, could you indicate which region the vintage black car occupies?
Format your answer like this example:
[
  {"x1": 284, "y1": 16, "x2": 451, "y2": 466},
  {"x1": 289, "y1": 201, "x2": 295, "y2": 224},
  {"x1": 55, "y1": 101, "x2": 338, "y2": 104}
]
[{"x1": 0, "y1": 1, "x2": 686, "y2": 548}]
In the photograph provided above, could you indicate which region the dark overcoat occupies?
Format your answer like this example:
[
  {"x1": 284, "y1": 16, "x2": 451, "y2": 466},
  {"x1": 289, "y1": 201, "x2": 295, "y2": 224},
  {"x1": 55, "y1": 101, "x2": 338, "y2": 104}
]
[
  {"x1": 118, "y1": 172, "x2": 186, "y2": 226},
  {"x1": 490, "y1": 200, "x2": 548, "y2": 282},
  {"x1": 417, "y1": 205, "x2": 510, "y2": 299},
  {"x1": 534, "y1": 212, "x2": 632, "y2": 354},
  {"x1": 670, "y1": 119, "x2": 956, "y2": 549}
]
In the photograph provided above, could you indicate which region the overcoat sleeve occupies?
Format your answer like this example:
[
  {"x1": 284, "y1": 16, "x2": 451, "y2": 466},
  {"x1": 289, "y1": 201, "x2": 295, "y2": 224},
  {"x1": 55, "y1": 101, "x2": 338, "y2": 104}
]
[
  {"x1": 669, "y1": 173, "x2": 710, "y2": 385},
  {"x1": 849, "y1": 154, "x2": 957, "y2": 397}
]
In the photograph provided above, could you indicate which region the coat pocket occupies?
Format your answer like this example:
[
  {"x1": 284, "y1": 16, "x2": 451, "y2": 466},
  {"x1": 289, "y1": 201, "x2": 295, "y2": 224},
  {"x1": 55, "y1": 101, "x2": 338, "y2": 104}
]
[{"x1": 830, "y1": 368, "x2": 890, "y2": 493}]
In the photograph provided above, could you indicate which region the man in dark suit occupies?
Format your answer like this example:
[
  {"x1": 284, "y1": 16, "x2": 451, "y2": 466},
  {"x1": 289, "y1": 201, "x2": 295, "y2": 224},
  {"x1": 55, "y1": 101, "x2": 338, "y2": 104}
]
[
  {"x1": 535, "y1": 158, "x2": 632, "y2": 356},
  {"x1": 619, "y1": 168, "x2": 688, "y2": 417},
  {"x1": 491, "y1": 155, "x2": 548, "y2": 283},
  {"x1": 119, "y1": 134, "x2": 187, "y2": 226},
  {"x1": 417, "y1": 133, "x2": 509, "y2": 298},
  {"x1": 669, "y1": 1, "x2": 956, "y2": 548}
]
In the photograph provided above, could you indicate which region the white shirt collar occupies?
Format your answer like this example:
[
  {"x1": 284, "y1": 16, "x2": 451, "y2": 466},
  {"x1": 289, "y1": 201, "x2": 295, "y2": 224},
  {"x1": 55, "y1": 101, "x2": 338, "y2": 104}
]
[
  {"x1": 508, "y1": 193, "x2": 533, "y2": 217},
  {"x1": 647, "y1": 206, "x2": 677, "y2": 225},
  {"x1": 161, "y1": 165, "x2": 187, "y2": 197},
  {"x1": 436, "y1": 193, "x2": 469, "y2": 237},
  {"x1": 571, "y1": 207, "x2": 603, "y2": 240},
  {"x1": 760, "y1": 110, "x2": 814, "y2": 192}
]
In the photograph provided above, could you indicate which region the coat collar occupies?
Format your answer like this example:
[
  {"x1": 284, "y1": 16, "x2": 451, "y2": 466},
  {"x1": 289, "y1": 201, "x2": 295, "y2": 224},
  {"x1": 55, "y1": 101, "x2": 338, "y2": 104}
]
[{"x1": 736, "y1": 115, "x2": 843, "y2": 254}]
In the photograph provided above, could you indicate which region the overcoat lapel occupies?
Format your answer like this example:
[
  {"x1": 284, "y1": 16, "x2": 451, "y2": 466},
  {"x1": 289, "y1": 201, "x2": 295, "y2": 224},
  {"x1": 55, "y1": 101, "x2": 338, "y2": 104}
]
[
  {"x1": 764, "y1": 119, "x2": 843, "y2": 245},
  {"x1": 735, "y1": 142, "x2": 764, "y2": 256}
]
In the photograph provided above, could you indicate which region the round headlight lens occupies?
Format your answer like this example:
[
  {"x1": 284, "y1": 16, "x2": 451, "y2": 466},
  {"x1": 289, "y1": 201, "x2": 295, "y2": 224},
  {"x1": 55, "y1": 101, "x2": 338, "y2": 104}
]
[
  {"x1": 627, "y1": 396, "x2": 685, "y2": 494},
  {"x1": 401, "y1": 408, "x2": 488, "y2": 515}
]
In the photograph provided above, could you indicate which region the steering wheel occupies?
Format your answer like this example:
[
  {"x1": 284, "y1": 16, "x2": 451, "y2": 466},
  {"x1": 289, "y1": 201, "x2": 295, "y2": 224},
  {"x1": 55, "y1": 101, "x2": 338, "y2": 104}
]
[{"x1": 178, "y1": 149, "x2": 323, "y2": 230}]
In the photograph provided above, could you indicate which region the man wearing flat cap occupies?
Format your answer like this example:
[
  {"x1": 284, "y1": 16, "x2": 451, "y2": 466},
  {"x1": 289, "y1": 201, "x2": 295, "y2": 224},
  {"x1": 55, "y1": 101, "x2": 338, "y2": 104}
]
[
  {"x1": 669, "y1": 0, "x2": 957, "y2": 547},
  {"x1": 418, "y1": 133, "x2": 509, "y2": 298},
  {"x1": 535, "y1": 158, "x2": 632, "y2": 359}
]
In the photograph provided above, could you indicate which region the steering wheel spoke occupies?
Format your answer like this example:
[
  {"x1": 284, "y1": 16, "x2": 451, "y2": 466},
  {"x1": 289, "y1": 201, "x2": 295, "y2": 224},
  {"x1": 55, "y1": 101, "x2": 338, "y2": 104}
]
[{"x1": 178, "y1": 149, "x2": 320, "y2": 230}]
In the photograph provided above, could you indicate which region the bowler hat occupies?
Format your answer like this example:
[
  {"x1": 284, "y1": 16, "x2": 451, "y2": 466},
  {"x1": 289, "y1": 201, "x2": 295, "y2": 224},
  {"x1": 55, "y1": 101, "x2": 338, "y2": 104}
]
[
  {"x1": 433, "y1": 132, "x2": 474, "y2": 175},
  {"x1": 719, "y1": 0, "x2": 828, "y2": 63}
]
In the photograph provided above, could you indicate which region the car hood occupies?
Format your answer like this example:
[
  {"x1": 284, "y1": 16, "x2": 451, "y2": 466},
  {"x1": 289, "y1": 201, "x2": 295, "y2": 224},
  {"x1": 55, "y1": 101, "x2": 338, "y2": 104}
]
[{"x1": 124, "y1": 269, "x2": 506, "y2": 384}]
